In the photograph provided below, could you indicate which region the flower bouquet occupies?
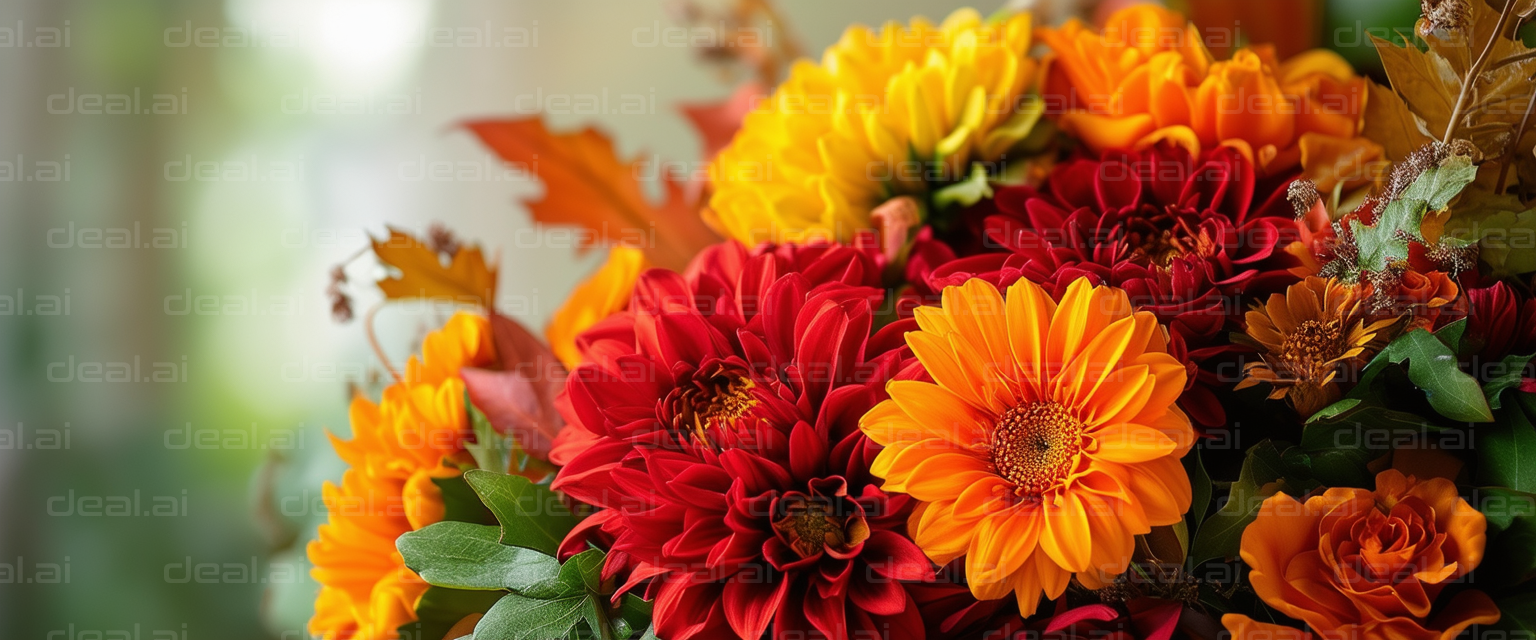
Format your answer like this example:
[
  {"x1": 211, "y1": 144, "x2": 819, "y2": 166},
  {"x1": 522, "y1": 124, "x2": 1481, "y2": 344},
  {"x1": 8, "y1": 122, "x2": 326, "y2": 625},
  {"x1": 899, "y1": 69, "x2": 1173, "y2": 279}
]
[{"x1": 292, "y1": 2, "x2": 1536, "y2": 639}]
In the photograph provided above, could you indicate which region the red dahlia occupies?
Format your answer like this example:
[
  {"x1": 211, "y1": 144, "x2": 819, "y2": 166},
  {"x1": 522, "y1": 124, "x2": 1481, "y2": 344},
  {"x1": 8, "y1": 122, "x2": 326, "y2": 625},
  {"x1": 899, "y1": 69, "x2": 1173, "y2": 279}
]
[
  {"x1": 551, "y1": 240, "x2": 939, "y2": 640},
  {"x1": 913, "y1": 144, "x2": 1302, "y2": 428}
]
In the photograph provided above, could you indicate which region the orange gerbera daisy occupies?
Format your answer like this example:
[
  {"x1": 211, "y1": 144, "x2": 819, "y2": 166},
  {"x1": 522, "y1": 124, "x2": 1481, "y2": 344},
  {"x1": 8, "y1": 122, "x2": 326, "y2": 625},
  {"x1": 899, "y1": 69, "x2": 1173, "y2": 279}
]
[
  {"x1": 307, "y1": 312, "x2": 495, "y2": 640},
  {"x1": 1235, "y1": 277, "x2": 1396, "y2": 417},
  {"x1": 859, "y1": 278, "x2": 1195, "y2": 616}
]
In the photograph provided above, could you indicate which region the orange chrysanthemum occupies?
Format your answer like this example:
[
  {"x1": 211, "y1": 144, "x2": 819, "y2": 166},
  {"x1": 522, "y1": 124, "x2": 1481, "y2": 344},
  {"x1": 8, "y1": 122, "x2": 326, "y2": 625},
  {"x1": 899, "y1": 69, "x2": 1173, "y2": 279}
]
[
  {"x1": 859, "y1": 278, "x2": 1195, "y2": 616},
  {"x1": 1038, "y1": 4, "x2": 1382, "y2": 192},
  {"x1": 1235, "y1": 277, "x2": 1396, "y2": 417},
  {"x1": 307, "y1": 312, "x2": 495, "y2": 640},
  {"x1": 1223, "y1": 469, "x2": 1499, "y2": 640},
  {"x1": 545, "y1": 245, "x2": 645, "y2": 368}
]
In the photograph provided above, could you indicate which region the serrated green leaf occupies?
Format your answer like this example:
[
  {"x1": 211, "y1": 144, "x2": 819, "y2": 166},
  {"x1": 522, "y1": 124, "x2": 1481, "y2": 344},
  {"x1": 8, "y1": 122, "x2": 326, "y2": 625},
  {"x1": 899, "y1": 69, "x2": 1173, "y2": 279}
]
[
  {"x1": 518, "y1": 549, "x2": 603, "y2": 600},
  {"x1": 398, "y1": 521, "x2": 562, "y2": 592},
  {"x1": 1372, "y1": 329, "x2": 1494, "y2": 423},
  {"x1": 1401, "y1": 154, "x2": 1477, "y2": 210},
  {"x1": 465, "y1": 469, "x2": 578, "y2": 556}
]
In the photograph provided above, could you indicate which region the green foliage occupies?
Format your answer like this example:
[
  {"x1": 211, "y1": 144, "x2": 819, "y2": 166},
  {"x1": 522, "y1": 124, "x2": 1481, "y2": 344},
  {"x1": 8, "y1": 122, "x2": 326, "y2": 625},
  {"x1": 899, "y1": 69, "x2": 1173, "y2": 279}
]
[
  {"x1": 1358, "y1": 325, "x2": 1493, "y2": 423},
  {"x1": 398, "y1": 587, "x2": 505, "y2": 640},
  {"x1": 465, "y1": 469, "x2": 579, "y2": 556},
  {"x1": 1190, "y1": 441, "x2": 1318, "y2": 566},
  {"x1": 1478, "y1": 487, "x2": 1536, "y2": 588},
  {"x1": 402, "y1": 467, "x2": 650, "y2": 640},
  {"x1": 1479, "y1": 394, "x2": 1536, "y2": 494},
  {"x1": 398, "y1": 521, "x2": 562, "y2": 592},
  {"x1": 1347, "y1": 154, "x2": 1477, "y2": 274}
]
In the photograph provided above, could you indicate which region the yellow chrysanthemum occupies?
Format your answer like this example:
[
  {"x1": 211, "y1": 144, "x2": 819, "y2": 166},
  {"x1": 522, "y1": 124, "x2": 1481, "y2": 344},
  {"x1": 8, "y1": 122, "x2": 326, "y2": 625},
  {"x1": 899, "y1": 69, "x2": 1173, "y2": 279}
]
[
  {"x1": 1038, "y1": 4, "x2": 1382, "y2": 192},
  {"x1": 709, "y1": 9, "x2": 1040, "y2": 245},
  {"x1": 1235, "y1": 277, "x2": 1396, "y2": 417},
  {"x1": 546, "y1": 245, "x2": 645, "y2": 368},
  {"x1": 308, "y1": 312, "x2": 495, "y2": 640},
  {"x1": 860, "y1": 278, "x2": 1195, "y2": 616}
]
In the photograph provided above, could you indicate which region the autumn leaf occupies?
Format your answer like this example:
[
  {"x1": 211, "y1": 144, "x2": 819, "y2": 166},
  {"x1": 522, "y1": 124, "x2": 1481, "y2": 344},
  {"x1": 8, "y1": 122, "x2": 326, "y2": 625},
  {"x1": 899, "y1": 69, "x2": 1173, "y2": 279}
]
[
  {"x1": 371, "y1": 227, "x2": 498, "y2": 307},
  {"x1": 465, "y1": 117, "x2": 719, "y2": 272},
  {"x1": 1362, "y1": 80, "x2": 1435, "y2": 163},
  {"x1": 679, "y1": 81, "x2": 763, "y2": 161}
]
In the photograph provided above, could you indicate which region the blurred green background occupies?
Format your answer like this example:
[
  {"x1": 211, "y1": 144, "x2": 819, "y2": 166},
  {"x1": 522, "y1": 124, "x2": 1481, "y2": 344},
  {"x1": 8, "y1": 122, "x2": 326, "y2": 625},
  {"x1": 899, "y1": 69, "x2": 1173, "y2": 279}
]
[{"x1": 0, "y1": 0, "x2": 1421, "y2": 638}]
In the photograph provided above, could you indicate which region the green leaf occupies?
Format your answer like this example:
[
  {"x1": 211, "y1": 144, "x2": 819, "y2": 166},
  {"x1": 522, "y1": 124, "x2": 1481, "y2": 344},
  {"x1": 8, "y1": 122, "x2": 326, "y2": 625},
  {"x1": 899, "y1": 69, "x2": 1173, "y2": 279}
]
[
  {"x1": 398, "y1": 521, "x2": 562, "y2": 592},
  {"x1": 519, "y1": 548, "x2": 604, "y2": 600},
  {"x1": 1190, "y1": 441, "x2": 1310, "y2": 565},
  {"x1": 1477, "y1": 487, "x2": 1536, "y2": 587},
  {"x1": 1485, "y1": 353, "x2": 1535, "y2": 410},
  {"x1": 1400, "y1": 153, "x2": 1478, "y2": 210},
  {"x1": 1371, "y1": 328, "x2": 1493, "y2": 423},
  {"x1": 1184, "y1": 447, "x2": 1212, "y2": 543},
  {"x1": 1478, "y1": 397, "x2": 1536, "y2": 493},
  {"x1": 469, "y1": 549, "x2": 618, "y2": 640},
  {"x1": 475, "y1": 592, "x2": 589, "y2": 640},
  {"x1": 466, "y1": 390, "x2": 512, "y2": 474},
  {"x1": 612, "y1": 594, "x2": 653, "y2": 639},
  {"x1": 931, "y1": 163, "x2": 994, "y2": 210},
  {"x1": 432, "y1": 473, "x2": 497, "y2": 525},
  {"x1": 1492, "y1": 592, "x2": 1536, "y2": 634},
  {"x1": 399, "y1": 586, "x2": 505, "y2": 640},
  {"x1": 1342, "y1": 152, "x2": 1477, "y2": 274},
  {"x1": 465, "y1": 469, "x2": 579, "y2": 556}
]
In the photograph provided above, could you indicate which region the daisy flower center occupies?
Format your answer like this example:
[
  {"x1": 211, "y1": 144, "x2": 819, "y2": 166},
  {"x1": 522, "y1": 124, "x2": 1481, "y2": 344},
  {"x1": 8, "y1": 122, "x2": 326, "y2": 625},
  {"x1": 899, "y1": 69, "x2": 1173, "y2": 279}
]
[
  {"x1": 990, "y1": 401, "x2": 1085, "y2": 497},
  {"x1": 672, "y1": 369, "x2": 760, "y2": 449},
  {"x1": 1279, "y1": 319, "x2": 1344, "y2": 376}
]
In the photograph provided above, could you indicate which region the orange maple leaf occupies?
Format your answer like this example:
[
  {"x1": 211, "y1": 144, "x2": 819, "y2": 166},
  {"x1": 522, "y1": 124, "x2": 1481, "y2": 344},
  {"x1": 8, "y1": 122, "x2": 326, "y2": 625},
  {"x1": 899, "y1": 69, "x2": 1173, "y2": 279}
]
[
  {"x1": 679, "y1": 81, "x2": 763, "y2": 161},
  {"x1": 465, "y1": 117, "x2": 720, "y2": 272},
  {"x1": 371, "y1": 227, "x2": 498, "y2": 308}
]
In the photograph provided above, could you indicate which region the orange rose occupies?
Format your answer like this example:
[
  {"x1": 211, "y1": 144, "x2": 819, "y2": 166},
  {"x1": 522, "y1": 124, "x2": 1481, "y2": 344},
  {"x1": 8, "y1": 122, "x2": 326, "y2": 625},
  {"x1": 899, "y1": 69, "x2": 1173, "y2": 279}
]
[{"x1": 1223, "y1": 469, "x2": 1499, "y2": 640}]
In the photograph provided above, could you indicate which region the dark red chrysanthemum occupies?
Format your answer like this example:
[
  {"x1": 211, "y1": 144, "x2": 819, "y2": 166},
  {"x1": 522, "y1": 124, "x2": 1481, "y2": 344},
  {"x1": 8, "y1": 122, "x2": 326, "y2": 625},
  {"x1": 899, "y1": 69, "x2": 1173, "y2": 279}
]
[
  {"x1": 909, "y1": 143, "x2": 1302, "y2": 429},
  {"x1": 550, "y1": 239, "x2": 942, "y2": 640},
  {"x1": 1435, "y1": 280, "x2": 1536, "y2": 365}
]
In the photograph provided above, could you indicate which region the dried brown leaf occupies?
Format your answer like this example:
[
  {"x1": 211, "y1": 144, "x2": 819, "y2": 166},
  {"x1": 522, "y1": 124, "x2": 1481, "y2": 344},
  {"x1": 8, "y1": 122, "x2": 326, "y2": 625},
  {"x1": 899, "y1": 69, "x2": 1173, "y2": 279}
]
[{"x1": 371, "y1": 227, "x2": 498, "y2": 308}]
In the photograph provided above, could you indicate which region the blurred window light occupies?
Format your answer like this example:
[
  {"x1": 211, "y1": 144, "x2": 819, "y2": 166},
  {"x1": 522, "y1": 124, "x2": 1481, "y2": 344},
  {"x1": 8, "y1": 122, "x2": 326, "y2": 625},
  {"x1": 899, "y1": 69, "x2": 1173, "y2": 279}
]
[{"x1": 226, "y1": 0, "x2": 434, "y2": 89}]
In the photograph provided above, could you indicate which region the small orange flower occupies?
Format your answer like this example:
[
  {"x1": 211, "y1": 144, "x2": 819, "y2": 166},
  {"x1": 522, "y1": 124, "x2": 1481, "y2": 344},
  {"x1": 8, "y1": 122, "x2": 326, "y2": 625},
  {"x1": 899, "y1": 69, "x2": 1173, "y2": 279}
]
[
  {"x1": 1223, "y1": 469, "x2": 1499, "y2": 640},
  {"x1": 1038, "y1": 4, "x2": 1381, "y2": 191},
  {"x1": 860, "y1": 277, "x2": 1194, "y2": 616},
  {"x1": 308, "y1": 312, "x2": 495, "y2": 640},
  {"x1": 545, "y1": 245, "x2": 645, "y2": 368},
  {"x1": 1236, "y1": 277, "x2": 1396, "y2": 417}
]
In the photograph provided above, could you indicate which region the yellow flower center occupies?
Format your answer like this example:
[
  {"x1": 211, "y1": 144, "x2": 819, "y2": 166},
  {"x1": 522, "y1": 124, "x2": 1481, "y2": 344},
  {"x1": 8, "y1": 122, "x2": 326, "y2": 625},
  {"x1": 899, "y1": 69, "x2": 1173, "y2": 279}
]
[
  {"x1": 990, "y1": 401, "x2": 1085, "y2": 497},
  {"x1": 675, "y1": 373, "x2": 759, "y2": 447},
  {"x1": 1280, "y1": 319, "x2": 1344, "y2": 378}
]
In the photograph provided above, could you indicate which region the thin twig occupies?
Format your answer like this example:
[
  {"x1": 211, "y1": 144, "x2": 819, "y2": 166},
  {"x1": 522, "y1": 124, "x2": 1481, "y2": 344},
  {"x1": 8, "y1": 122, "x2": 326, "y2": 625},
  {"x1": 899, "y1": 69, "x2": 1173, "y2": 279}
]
[
  {"x1": 1443, "y1": 0, "x2": 1520, "y2": 143},
  {"x1": 364, "y1": 302, "x2": 404, "y2": 384},
  {"x1": 1488, "y1": 48, "x2": 1536, "y2": 71}
]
